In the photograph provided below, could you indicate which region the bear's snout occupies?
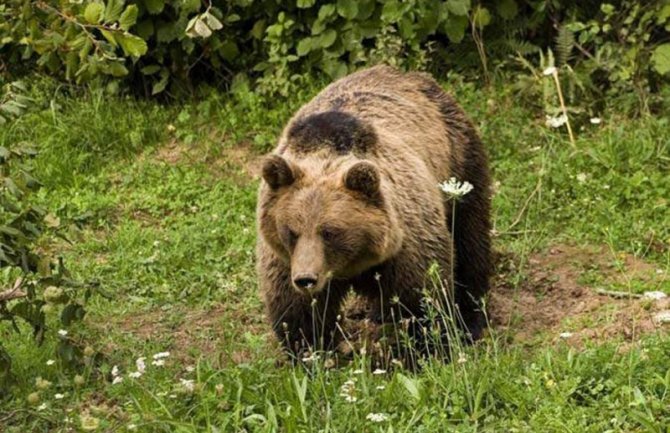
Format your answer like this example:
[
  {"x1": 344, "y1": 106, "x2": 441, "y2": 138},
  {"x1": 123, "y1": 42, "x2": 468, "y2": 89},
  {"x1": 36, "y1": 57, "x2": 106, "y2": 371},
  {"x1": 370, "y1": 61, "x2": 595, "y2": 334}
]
[{"x1": 293, "y1": 273, "x2": 318, "y2": 291}]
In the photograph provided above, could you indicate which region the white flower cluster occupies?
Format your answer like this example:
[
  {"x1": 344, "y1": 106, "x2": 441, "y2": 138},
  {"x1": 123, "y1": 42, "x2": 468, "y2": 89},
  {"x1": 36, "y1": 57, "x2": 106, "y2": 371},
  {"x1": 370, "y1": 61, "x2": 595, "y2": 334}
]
[
  {"x1": 340, "y1": 379, "x2": 357, "y2": 403},
  {"x1": 366, "y1": 412, "x2": 389, "y2": 423},
  {"x1": 439, "y1": 177, "x2": 474, "y2": 198},
  {"x1": 545, "y1": 114, "x2": 568, "y2": 128}
]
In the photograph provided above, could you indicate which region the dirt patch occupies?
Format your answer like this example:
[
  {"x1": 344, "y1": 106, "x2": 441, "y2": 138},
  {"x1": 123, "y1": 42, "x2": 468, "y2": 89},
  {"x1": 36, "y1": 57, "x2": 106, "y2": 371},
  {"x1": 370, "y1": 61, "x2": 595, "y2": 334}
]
[
  {"x1": 488, "y1": 244, "x2": 668, "y2": 347},
  {"x1": 153, "y1": 138, "x2": 263, "y2": 182}
]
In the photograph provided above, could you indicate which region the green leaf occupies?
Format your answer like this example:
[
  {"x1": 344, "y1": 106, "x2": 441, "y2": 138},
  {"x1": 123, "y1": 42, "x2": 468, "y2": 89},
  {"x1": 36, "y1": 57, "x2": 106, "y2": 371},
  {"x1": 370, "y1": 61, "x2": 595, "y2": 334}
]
[
  {"x1": 152, "y1": 70, "x2": 169, "y2": 95},
  {"x1": 397, "y1": 373, "x2": 421, "y2": 401},
  {"x1": 140, "y1": 64, "x2": 161, "y2": 75},
  {"x1": 296, "y1": 37, "x2": 313, "y2": 56},
  {"x1": 473, "y1": 6, "x2": 492, "y2": 28},
  {"x1": 119, "y1": 5, "x2": 138, "y2": 31},
  {"x1": 318, "y1": 4, "x2": 336, "y2": 20},
  {"x1": 336, "y1": 0, "x2": 358, "y2": 20},
  {"x1": 84, "y1": 2, "x2": 104, "y2": 24},
  {"x1": 297, "y1": 0, "x2": 315, "y2": 8},
  {"x1": 651, "y1": 44, "x2": 670, "y2": 75},
  {"x1": 104, "y1": 0, "x2": 125, "y2": 22},
  {"x1": 446, "y1": 0, "x2": 470, "y2": 16},
  {"x1": 61, "y1": 304, "x2": 86, "y2": 326},
  {"x1": 100, "y1": 29, "x2": 118, "y2": 47},
  {"x1": 251, "y1": 20, "x2": 266, "y2": 39},
  {"x1": 319, "y1": 29, "x2": 337, "y2": 48},
  {"x1": 381, "y1": 0, "x2": 402, "y2": 23},
  {"x1": 144, "y1": 0, "x2": 165, "y2": 15},
  {"x1": 497, "y1": 0, "x2": 518, "y2": 20},
  {"x1": 443, "y1": 15, "x2": 468, "y2": 43},
  {"x1": 204, "y1": 12, "x2": 223, "y2": 31},
  {"x1": 106, "y1": 61, "x2": 129, "y2": 77},
  {"x1": 220, "y1": 40, "x2": 239, "y2": 61},
  {"x1": 116, "y1": 33, "x2": 148, "y2": 57}
]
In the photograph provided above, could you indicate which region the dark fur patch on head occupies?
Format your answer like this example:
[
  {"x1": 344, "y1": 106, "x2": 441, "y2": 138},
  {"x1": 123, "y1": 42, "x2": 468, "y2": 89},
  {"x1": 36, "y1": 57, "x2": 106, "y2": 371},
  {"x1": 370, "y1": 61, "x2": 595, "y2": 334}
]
[{"x1": 287, "y1": 111, "x2": 377, "y2": 155}]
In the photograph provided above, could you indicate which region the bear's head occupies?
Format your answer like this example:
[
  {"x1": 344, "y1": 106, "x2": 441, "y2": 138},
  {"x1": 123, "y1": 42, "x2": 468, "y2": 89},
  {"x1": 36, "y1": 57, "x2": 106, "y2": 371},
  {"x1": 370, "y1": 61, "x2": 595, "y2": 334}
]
[{"x1": 258, "y1": 154, "x2": 403, "y2": 294}]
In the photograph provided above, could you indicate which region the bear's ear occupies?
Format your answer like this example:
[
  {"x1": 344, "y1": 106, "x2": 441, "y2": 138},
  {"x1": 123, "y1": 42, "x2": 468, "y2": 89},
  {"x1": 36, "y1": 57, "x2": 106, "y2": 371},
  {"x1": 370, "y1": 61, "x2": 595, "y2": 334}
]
[
  {"x1": 262, "y1": 155, "x2": 298, "y2": 190},
  {"x1": 344, "y1": 161, "x2": 381, "y2": 202}
]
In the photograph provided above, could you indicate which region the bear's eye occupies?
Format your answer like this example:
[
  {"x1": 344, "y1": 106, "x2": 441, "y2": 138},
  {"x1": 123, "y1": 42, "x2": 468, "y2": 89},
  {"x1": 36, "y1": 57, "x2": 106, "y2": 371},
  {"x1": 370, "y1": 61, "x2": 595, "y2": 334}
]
[
  {"x1": 282, "y1": 226, "x2": 298, "y2": 246},
  {"x1": 320, "y1": 226, "x2": 343, "y2": 243}
]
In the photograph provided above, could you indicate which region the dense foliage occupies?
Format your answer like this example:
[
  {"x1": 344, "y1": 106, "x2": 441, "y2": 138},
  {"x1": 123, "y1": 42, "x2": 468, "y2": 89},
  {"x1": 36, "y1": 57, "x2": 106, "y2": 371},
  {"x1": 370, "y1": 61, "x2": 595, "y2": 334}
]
[{"x1": 1, "y1": 0, "x2": 669, "y2": 100}]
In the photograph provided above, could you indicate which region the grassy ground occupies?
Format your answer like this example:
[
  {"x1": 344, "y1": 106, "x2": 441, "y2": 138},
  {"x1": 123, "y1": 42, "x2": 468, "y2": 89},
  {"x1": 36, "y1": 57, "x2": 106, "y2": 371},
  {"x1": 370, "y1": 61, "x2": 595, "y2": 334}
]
[{"x1": 1, "y1": 75, "x2": 669, "y2": 432}]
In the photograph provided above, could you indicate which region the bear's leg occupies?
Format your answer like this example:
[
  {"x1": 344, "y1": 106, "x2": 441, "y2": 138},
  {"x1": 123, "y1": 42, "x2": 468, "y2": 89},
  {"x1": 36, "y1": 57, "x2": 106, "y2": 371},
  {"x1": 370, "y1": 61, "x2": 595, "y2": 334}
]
[
  {"x1": 449, "y1": 155, "x2": 492, "y2": 342},
  {"x1": 264, "y1": 278, "x2": 347, "y2": 357}
]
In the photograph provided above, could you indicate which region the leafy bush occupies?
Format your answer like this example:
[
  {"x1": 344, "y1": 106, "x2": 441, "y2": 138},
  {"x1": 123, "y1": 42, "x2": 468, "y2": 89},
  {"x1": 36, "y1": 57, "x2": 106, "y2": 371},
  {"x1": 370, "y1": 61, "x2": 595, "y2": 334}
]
[
  {"x1": 0, "y1": 141, "x2": 98, "y2": 393},
  {"x1": 1, "y1": 1, "x2": 668, "y2": 102}
]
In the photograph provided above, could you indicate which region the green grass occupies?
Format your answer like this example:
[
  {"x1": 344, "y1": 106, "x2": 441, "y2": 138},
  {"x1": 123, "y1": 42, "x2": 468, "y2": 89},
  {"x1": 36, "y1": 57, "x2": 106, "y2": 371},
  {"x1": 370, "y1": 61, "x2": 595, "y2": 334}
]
[{"x1": 1, "y1": 75, "x2": 669, "y2": 432}]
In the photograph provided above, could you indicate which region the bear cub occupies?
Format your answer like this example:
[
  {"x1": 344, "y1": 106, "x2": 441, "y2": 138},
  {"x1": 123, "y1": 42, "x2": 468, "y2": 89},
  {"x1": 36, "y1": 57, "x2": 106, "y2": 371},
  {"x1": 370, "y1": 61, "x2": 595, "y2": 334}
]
[{"x1": 256, "y1": 65, "x2": 492, "y2": 357}]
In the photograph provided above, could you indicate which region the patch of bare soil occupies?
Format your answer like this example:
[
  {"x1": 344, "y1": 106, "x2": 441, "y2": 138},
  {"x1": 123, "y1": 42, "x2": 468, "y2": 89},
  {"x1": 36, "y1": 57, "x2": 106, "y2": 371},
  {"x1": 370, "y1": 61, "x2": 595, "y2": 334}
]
[
  {"x1": 489, "y1": 244, "x2": 668, "y2": 347},
  {"x1": 154, "y1": 138, "x2": 263, "y2": 182}
]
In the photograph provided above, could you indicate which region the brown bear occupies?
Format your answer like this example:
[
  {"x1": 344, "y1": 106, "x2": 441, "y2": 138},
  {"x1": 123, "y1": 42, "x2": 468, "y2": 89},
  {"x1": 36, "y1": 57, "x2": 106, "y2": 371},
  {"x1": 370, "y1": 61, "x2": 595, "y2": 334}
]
[{"x1": 256, "y1": 65, "x2": 491, "y2": 356}]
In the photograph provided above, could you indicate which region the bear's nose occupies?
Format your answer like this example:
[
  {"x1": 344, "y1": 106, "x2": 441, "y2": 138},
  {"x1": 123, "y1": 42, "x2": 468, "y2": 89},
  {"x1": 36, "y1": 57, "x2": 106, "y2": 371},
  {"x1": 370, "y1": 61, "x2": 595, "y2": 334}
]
[{"x1": 293, "y1": 274, "x2": 318, "y2": 290}]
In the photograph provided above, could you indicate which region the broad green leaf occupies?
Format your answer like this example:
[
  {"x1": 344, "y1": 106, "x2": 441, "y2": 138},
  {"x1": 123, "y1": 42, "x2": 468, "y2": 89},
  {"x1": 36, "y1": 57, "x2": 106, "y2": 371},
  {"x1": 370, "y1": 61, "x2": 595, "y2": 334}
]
[
  {"x1": 397, "y1": 373, "x2": 421, "y2": 401},
  {"x1": 497, "y1": 0, "x2": 518, "y2": 20},
  {"x1": 251, "y1": 20, "x2": 266, "y2": 39},
  {"x1": 220, "y1": 40, "x2": 239, "y2": 61},
  {"x1": 152, "y1": 70, "x2": 169, "y2": 94},
  {"x1": 381, "y1": 0, "x2": 402, "y2": 22},
  {"x1": 135, "y1": 20, "x2": 154, "y2": 39},
  {"x1": 84, "y1": 2, "x2": 104, "y2": 24},
  {"x1": 116, "y1": 33, "x2": 148, "y2": 57},
  {"x1": 100, "y1": 29, "x2": 118, "y2": 47},
  {"x1": 446, "y1": 0, "x2": 470, "y2": 16},
  {"x1": 296, "y1": 37, "x2": 313, "y2": 56},
  {"x1": 319, "y1": 29, "x2": 337, "y2": 48},
  {"x1": 106, "y1": 61, "x2": 129, "y2": 77},
  {"x1": 651, "y1": 44, "x2": 670, "y2": 75},
  {"x1": 473, "y1": 6, "x2": 492, "y2": 28},
  {"x1": 297, "y1": 0, "x2": 315, "y2": 8},
  {"x1": 318, "y1": 4, "x2": 336, "y2": 20},
  {"x1": 336, "y1": 0, "x2": 358, "y2": 20},
  {"x1": 104, "y1": 0, "x2": 125, "y2": 22},
  {"x1": 144, "y1": 0, "x2": 165, "y2": 15},
  {"x1": 119, "y1": 5, "x2": 138, "y2": 31},
  {"x1": 443, "y1": 15, "x2": 468, "y2": 43}
]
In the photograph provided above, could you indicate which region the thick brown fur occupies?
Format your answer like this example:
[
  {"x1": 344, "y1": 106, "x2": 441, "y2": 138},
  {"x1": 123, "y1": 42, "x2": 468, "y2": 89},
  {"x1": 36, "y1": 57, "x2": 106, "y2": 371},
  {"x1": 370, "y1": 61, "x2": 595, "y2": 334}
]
[{"x1": 256, "y1": 65, "x2": 492, "y2": 356}]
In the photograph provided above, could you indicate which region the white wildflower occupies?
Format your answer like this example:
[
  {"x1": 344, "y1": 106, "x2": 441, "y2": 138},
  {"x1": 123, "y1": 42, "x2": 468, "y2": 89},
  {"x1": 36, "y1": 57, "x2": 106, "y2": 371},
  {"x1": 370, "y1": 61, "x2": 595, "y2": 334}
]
[
  {"x1": 180, "y1": 378, "x2": 195, "y2": 392},
  {"x1": 643, "y1": 291, "x2": 667, "y2": 300},
  {"x1": 128, "y1": 424, "x2": 137, "y2": 431},
  {"x1": 376, "y1": 385, "x2": 386, "y2": 390},
  {"x1": 343, "y1": 395, "x2": 357, "y2": 403},
  {"x1": 112, "y1": 376, "x2": 124, "y2": 385},
  {"x1": 128, "y1": 372, "x2": 142, "y2": 379},
  {"x1": 169, "y1": 394, "x2": 177, "y2": 399},
  {"x1": 57, "y1": 329, "x2": 68, "y2": 337},
  {"x1": 352, "y1": 369, "x2": 364, "y2": 375},
  {"x1": 576, "y1": 173, "x2": 587, "y2": 183},
  {"x1": 112, "y1": 365, "x2": 120, "y2": 377},
  {"x1": 366, "y1": 413, "x2": 389, "y2": 423},
  {"x1": 374, "y1": 272, "x2": 381, "y2": 281},
  {"x1": 46, "y1": 359, "x2": 56, "y2": 366},
  {"x1": 372, "y1": 368, "x2": 386, "y2": 375},
  {"x1": 185, "y1": 366, "x2": 195, "y2": 373},
  {"x1": 136, "y1": 357, "x2": 146, "y2": 373},
  {"x1": 656, "y1": 269, "x2": 665, "y2": 275},
  {"x1": 559, "y1": 332, "x2": 573, "y2": 339},
  {"x1": 439, "y1": 177, "x2": 474, "y2": 198},
  {"x1": 340, "y1": 379, "x2": 357, "y2": 402},
  {"x1": 457, "y1": 353, "x2": 467, "y2": 364},
  {"x1": 543, "y1": 66, "x2": 557, "y2": 76},
  {"x1": 152, "y1": 359, "x2": 166, "y2": 367},
  {"x1": 545, "y1": 114, "x2": 568, "y2": 128},
  {"x1": 37, "y1": 403, "x2": 48, "y2": 411},
  {"x1": 301, "y1": 352, "x2": 319, "y2": 363},
  {"x1": 590, "y1": 117, "x2": 602, "y2": 124},
  {"x1": 55, "y1": 393, "x2": 65, "y2": 400}
]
